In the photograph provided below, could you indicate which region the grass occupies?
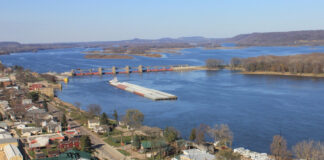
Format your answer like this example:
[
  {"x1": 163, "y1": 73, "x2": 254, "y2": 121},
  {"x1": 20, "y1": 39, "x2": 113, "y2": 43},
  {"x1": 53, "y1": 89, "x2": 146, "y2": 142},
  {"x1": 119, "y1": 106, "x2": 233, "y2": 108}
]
[
  {"x1": 104, "y1": 137, "x2": 121, "y2": 147},
  {"x1": 28, "y1": 150, "x2": 35, "y2": 159},
  {"x1": 26, "y1": 123, "x2": 36, "y2": 127},
  {"x1": 104, "y1": 136, "x2": 132, "y2": 147},
  {"x1": 117, "y1": 149, "x2": 130, "y2": 156},
  {"x1": 110, "y1": 129, "x2": 123, "y2": 136}
]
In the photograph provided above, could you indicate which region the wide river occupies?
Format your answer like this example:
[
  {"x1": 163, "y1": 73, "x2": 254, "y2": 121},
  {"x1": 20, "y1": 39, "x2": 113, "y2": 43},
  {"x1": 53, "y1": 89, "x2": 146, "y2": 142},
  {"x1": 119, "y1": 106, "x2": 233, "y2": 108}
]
[{"x1": 1, "y1": 46, "x2": 324, "y2": 153}]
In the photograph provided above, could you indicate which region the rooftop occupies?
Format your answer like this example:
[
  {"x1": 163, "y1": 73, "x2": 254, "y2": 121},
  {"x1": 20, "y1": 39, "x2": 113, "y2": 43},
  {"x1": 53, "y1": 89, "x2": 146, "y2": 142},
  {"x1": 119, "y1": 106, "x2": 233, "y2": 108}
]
[{"x1": 4, "y1": 144, "x2": 23, "y2": 160}]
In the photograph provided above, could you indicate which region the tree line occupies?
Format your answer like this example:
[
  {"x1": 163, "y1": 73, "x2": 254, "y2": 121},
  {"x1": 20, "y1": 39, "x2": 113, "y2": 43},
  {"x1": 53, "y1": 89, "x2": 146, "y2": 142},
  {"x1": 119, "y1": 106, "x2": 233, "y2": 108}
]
[
  {"x1": 230, "y1": 53, "x2": 324, "y2": 74},
  {"x1": 271, "y1": 135, "x2": 324, "y2": 160}
]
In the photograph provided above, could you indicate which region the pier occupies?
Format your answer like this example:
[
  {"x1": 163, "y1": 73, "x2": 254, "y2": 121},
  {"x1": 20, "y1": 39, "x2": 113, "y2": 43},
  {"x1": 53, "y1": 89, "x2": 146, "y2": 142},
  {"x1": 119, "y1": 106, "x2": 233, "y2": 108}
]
[
  {"x1": 109, "y1": 78, "x2": 177, "y2": 101},
  {"x1": 70, "y1": 64, "x2": 207, "y2": 76}
]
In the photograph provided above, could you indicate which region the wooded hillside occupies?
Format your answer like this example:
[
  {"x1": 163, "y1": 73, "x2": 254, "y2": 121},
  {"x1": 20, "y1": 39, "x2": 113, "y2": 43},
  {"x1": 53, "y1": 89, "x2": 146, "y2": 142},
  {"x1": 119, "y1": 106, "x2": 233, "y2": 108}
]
[{"x1": 230, "y1": 53, "x2": 324, "y2": 74}]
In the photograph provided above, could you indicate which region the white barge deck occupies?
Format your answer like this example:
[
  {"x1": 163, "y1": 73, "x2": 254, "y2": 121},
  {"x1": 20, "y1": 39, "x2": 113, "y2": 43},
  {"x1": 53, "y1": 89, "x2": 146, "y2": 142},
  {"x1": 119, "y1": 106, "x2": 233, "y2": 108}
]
[{"x1": 109, "y1": 78, "x2": 177, "y2": 101}]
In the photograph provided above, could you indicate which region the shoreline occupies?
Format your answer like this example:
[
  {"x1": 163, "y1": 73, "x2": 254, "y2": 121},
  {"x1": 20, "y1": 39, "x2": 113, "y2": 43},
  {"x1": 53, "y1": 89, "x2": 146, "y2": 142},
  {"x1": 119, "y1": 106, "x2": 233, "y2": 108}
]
[{"x1": 240, "y1": 71, "x2": 324, "y2": 78}]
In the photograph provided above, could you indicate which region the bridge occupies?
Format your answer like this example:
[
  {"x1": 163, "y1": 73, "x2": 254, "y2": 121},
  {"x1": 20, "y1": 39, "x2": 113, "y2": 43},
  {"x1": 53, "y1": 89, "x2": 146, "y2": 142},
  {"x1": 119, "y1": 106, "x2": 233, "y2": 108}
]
[{"x1": 70, "y1": 64, "x2": 194, "y2": 76}]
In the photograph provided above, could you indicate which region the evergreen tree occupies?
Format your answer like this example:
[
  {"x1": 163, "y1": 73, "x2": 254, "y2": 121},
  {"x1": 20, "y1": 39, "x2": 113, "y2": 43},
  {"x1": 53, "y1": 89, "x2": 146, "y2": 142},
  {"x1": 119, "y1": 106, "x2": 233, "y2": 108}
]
[
  {"x1": 42, "y1": 101, "x2": 48, "y2": 112},
  {"x1": 164, "y1": 127, "x2": 179, "y2": 143},
  {"x1": 80, "y1": 135, "x2": 92, "y2": 153},
  {"x1": 132, "y1": 135, "x2": 141, "y2": 150},
  {"x1": 189, "y1": 128, "x2": 196, "y2": 141},
  {"x1": 100, "y1": 112, "x2": 109, "y2": 125},
  {"x1": 61, "y1": 114, "x2": 68, "y2": 131}
]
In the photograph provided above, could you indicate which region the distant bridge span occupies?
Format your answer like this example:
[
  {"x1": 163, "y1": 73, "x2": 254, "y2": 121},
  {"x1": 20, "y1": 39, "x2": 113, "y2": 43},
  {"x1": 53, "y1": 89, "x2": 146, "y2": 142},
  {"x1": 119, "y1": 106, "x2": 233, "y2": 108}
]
[{"x1": 70, "y1": 64, "x2": 198, "y2": 76}]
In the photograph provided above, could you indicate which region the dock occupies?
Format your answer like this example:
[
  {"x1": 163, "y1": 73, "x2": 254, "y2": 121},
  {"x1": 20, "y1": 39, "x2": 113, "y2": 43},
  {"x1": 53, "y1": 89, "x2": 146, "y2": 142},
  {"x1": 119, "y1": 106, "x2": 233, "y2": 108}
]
[{"x1": 109, "y1": 78, "x2": 177, "y2": 101}]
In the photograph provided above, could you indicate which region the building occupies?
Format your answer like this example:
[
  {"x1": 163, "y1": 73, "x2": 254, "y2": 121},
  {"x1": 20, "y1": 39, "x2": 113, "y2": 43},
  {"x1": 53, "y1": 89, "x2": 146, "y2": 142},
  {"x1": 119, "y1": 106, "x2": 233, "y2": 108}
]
[
  {"x1": 93, "y1": 125, "x2": 112, "y2": 134},
  {"x1": 28, "y1": 137, "x2": 50, "y2": 150},
  {"x1": 4, "y1": 144, "x2": 23, "y2": 160},
  {"x1": 46, "y1": 121, "x2": 62, "y2": 133},
  {"x1": 0, "y1": 138, "x2": 18, "y2": 150},
  {"x1": 59, "y1": 137, "x2": 81, "y2": 151},
  {"x1": 0, "y1": 77, "x2": 12, "y2": 87},
  {"x1": 88, "y1": 119, "x2": 100, "y2": 130},
  {"x1": 179, "y1": 149, "x2": 215, "y2": 160},
  {"x1": 21, "y1": 127, "x2": 42, "y2": 136},
  {"x1": 0, "y1": 122, "x2": 8, "y2": 130},
  {"x1": 22, "y1": 99, "x2": 32, "y2": 105}
]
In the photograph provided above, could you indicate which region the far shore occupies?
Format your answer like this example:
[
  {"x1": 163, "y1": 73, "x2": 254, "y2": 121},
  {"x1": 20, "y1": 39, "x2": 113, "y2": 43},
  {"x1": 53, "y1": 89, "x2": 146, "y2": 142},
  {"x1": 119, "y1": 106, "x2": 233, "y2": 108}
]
[{"x1": 240, "y1": 71, "x2": 324, "y2": 78}]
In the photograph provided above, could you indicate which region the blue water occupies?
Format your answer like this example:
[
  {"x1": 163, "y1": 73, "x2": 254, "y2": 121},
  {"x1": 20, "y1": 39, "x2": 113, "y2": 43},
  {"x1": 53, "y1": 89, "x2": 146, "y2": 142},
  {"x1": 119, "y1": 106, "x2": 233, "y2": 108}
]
[{"x1": 1, "y1": 46, "x2": 324, "y2": 153}]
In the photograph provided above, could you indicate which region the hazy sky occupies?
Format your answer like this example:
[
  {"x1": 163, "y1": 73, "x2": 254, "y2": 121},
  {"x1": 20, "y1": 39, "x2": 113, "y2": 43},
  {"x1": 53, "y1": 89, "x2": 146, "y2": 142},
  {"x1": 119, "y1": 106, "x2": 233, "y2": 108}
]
[{"x1": 1, "y1": 0, "x2": 324, "y2": 43}]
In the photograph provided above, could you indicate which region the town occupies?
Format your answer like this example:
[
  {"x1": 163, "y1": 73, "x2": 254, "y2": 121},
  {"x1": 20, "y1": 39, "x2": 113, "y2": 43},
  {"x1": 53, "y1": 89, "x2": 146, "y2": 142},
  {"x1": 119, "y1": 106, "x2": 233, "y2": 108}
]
[{"x1": 0, "y1": 61, "x2": 278, "y2": 160}]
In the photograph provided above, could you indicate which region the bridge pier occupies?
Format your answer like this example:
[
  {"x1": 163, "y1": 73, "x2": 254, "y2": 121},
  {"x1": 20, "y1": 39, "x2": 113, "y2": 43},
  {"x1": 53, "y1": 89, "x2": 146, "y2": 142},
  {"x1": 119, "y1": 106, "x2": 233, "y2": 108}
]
[
  {"x1": 138, "y1": 65, "x2": 143, "y2": 73},
  {"x1": 112, "y1": 66, "x2": 117, "y2": 74},
  {"x1": 125, "y1": 66, "x2": 130, "y2": 74},
  {"x1": 98, "y1": 67, "x2": 103, "y2": 75},
  {"x1": 70, "y1": 69, "x2": 75, "y2": 76}
]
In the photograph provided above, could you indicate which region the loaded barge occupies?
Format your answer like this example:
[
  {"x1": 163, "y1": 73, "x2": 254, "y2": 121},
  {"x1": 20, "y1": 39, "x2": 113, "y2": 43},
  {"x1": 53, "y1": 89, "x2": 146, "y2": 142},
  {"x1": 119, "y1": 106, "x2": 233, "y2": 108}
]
[{"x1": 109, "y1": 78, "x2": 177, "y2": 101}]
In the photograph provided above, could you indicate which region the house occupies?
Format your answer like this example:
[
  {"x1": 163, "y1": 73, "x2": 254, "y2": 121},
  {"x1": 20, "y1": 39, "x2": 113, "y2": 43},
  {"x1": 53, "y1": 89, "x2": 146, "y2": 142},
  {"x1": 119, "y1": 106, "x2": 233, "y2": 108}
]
[
  {"x1": 28, "y1": 137, "x2": 50, "y2": 150},
  {"x1": 21, "y1": 127, "x2": 42, "y2": 136},
  {"x1": 22, "y1": 99, "x2": 32, "y2": 105},
  {"x1": 46, "y1": 121, "x2": 62, "y2": 133},
  {"x1": 59, "y1": 137, "x2": 81, "y2": 151},
  {"x1": 29, "y1": 84, "x2": 43, "y2": 91},
  {"x1": 4, "y1": 144, "x2": 23, "y2": 160},
  {"x1": 93, "y1": 125, "x2": 112, "y2": 134},
  {"x1": 88, "y1": 119, "x2": 100, "y2": 130},
  {"x1": 0, "y1": 133, "x2": 12, "y2": 139},
  {"x1": 0, "y1": 122, "x2": 8, "y2": 130},
  {"x1": 141, "y1": 140, "x2": 168, "y2": 152},
  {"x1": 27, "y1": 133, "x2": 65, "y2": 151},
  {"x1": 0, "y1": 138, "x2": 18, "y2": 150},
  {"x1": 64, "y1": 129, "x2": 79, "y2": 137},
  {"x1": 179, "y1": 149, "x2": 215, "y2": 160},
  {"x1": 0, "y1": 77, "x2": 12, "y2": 87}
]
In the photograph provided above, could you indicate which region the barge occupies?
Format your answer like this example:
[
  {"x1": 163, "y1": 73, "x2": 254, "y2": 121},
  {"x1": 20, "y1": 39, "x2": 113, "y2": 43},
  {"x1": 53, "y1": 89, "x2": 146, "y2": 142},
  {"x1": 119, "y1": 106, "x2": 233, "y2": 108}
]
[{"x1": 109, "y1": 78, "x2": 177, "y2": 101}]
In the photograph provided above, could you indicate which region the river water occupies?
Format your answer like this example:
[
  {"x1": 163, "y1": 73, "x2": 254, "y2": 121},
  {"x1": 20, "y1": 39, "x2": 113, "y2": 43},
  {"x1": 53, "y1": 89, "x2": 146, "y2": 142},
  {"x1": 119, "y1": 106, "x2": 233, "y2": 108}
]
[{"x1": 1, "y1": 46, "x2": 324, "y2": 153}]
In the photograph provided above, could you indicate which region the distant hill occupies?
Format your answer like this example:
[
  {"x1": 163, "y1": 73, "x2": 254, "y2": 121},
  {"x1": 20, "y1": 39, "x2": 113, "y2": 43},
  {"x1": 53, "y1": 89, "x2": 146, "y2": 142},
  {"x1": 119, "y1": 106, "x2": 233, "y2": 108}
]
[
  {"x1": 228, "y1": 30, "x2": 324, "y2": 46},
  {"x1": 2, "y1": 30, "x2": 324, "y2": 55},
  {"x1": 0, "y1": 37, "x2": 220, "y2": 55}
]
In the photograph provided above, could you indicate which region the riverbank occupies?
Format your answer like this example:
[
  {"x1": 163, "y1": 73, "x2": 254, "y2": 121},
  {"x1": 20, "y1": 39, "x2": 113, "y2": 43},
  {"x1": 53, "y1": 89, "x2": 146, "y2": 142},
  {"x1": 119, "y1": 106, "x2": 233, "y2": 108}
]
[{"x1": 240, "y1": 71, "x2": 324, "y2": 78}]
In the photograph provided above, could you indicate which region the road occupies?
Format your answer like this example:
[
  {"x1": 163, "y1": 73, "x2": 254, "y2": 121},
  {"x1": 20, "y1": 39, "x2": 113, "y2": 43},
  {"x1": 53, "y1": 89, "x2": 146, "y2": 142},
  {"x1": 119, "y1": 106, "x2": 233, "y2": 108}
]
[
  {"x1": 48, "y1": 100, "x2": 126, "y2": 160},
  {"x1": 69, "y1": 120, "x2": 127, "y2": 160}
]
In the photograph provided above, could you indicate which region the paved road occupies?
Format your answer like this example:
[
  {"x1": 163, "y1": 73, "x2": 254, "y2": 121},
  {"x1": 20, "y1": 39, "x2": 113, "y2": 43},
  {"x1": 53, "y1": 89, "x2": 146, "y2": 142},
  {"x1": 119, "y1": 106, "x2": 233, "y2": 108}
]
[
  {"x1": 69, "y1": 120, "x2": 126, "y2": 160},
  {"x1": 48, "y1": 101, "x2": 126, "y2": 160}
]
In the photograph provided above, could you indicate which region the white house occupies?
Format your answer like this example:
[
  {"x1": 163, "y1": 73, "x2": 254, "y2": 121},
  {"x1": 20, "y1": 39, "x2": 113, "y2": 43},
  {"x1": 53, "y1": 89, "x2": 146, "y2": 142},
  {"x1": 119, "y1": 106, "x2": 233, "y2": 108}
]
[
  {"x1": 22, "y1": 99, "x2": 32, "y2": 105},
  {"x1": 4, "y1": 144, "x2": 23, "y2": 160},
  {"x1": 88, "y1": 119, "x2": 100, "y2": 130},
  {"x1": 179, "y1": 149, "x2": 215, "y2": 160}
]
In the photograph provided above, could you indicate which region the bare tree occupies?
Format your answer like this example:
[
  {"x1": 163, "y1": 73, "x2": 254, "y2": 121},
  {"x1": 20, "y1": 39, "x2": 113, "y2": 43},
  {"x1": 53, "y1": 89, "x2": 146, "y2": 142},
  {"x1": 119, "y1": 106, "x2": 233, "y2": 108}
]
[
  {"x1": 270, "y1": 135, "x2": 291, "y2": 160},
  {"x1": 207, "y1": 124, "x2": 233, "y2": 147},
  {"x1": 196, "y1": 124, "x2": 208, "y2": 144},
  {"x1": 87, "y1": 104, "x2": 102, "y2": 116},
  {"x1": 293, "y1": 140, "x2": 324, "y2": 160},
  {"x1": 122, "y1": 109, "x2": 144, "y2": 129},
  {"x1": 206, "y1": 59, "x2": 224, "y2": 69}
]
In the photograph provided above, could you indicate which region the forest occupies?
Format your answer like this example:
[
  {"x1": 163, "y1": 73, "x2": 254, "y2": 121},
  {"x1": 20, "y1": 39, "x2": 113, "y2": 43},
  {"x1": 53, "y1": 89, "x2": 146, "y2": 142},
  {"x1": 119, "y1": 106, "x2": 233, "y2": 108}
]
[{"x1": 230, "y1": 53, "x2": 324, "y2": 74}]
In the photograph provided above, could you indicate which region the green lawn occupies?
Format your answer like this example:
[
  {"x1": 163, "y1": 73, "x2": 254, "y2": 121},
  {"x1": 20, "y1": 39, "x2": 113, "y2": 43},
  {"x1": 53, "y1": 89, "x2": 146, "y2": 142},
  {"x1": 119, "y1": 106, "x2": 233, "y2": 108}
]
[
  {"x1": 104, "y1": 137, "x2": 121, "y2": 147},
  {"x1": 117, "y1": 149, "x2": 130, "y2": 156}
]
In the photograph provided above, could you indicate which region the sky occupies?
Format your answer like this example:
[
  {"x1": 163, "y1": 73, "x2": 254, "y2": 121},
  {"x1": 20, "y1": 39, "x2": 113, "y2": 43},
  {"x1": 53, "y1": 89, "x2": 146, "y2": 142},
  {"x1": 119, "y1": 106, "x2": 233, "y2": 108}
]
[{"x1": 1, "y1": 0, "x2": 324, "y2": 43}]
